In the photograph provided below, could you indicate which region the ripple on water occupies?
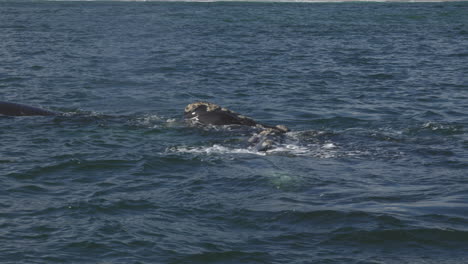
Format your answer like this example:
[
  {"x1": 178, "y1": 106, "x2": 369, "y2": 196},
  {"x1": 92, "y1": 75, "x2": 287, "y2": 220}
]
[{"x1": 1, "y1": 2, "x2": 467, "y2": 264}]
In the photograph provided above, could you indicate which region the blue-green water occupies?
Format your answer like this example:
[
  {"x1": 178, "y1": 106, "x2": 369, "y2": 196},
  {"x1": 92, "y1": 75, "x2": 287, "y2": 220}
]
[{"x1": 1, "y1": 1, "x2": 467, "y2": 263}]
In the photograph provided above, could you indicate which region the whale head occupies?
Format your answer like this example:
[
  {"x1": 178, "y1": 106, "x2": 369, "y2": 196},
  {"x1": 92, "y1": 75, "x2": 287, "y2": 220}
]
[
  {"x1": 184, "y1": 102, "x2": 257, "y2": 127},
  {"x1": 184, "y1": 102, "x2": 290, "y2": 151}
]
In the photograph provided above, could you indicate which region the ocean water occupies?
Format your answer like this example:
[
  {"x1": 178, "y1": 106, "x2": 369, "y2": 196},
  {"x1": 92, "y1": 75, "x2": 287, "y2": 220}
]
[{"x1": 1, "y1": 1, "x2": 467, "y2": 263}]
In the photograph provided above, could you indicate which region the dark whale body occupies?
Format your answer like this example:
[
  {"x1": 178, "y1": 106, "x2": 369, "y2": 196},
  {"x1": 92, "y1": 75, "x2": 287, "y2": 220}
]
[
  {"x1": 184, "y1": 102, "x2": 288, "y2": 131},
  {"x1": 184, "y1": 102, "x2": 289, "y2": 151},
  {"x1": 184, "y1": 102, "x2": 258, "y2": 127},
  {"x1": 0, "y1": 101, "x2": 57, "y2": 116}
]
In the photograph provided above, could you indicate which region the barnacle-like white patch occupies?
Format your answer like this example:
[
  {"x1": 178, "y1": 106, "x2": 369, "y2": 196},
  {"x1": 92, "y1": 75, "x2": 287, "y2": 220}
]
[
  {"x1": 275, "y1": 125, "x2": 289, "y2": 133},
  {"x1": 184, "y1": 102, "x2": 221, "y2": 113}
]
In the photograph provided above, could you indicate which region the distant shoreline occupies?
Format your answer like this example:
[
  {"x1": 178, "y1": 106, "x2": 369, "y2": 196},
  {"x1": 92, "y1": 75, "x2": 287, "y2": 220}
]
[
  {"x1": 266, "y1": 0, "x2": 468, "y2": 3},
  {"x1": 235, "y1": 0, "x2": 467, "y2": 1},
  {"x1": 150, "y1": 0, "x2": 464, "y2": 1},
  {"x1": 6, "y1": 0, "x2": 468, "y2": 3},
  {"x1": 20, "y1": 0, "x2": 468, "y2": 2},
  {"x1": 106, "y1": 0, "x2": 467, "y2": 1}
]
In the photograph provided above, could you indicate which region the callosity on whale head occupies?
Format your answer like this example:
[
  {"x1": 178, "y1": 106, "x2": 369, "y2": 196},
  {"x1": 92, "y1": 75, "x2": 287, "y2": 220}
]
[{"x1": 184, "y1": 102, "x2": 258, "y2": 127}]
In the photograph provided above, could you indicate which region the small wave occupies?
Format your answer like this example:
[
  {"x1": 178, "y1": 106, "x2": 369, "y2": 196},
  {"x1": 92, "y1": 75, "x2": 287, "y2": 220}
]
[
  {"x1": 406, "y1": 121, "x2": 465, "y2": 136},
  {"x1": 172, "y1": 251, "x2": 272, "y2": 263},
  {"x1": 54, "y1": 111, "x2": 177, "y2": 130},
  {"x1": 68, "y1": 198, "x2": 160, "y2": 214},
  {"x1": 7, "y1": 184, "x2": 48, "y2": 194},
  {"x1": 268, "y1": 143, "x2": 371, "y2": 158},
  {"x1": 58, "y1": 110, "x2": 105, "y2": 117},
  {"x1": 421, "y1": 121, "x2": 464, "y2": 133},
  {"x1": 326, "y1": 228, "x2": 468, "y2": 247},
  {"x1": 131, "y1": 114, "x2": 164, "y2": 128},
  {"x1": 366, "y1": 73, "x2": 395, "y2": 80}
]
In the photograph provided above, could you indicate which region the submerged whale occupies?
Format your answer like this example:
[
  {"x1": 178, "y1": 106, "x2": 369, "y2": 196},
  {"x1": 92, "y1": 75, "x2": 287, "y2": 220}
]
[
  {"x1": 0, "y1": 101, "x2": 57, "y2": 116},
  {"x1": 184, "y1": 102, "x2": 289, "y2": 151}
]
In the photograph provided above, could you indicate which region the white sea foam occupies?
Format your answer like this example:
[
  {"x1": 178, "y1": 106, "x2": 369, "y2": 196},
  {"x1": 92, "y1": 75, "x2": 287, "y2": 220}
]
[
  {"x1": 322, "y1": 143, "x2": 336, "y2": 149},
  {"x1": 265, "y1": 144, "x2": 311, "y2": 155},
  {"x1": 168, "y1": 141, "x2": 368, "y2": 158},
  {"x1": 133, "y1": 114, "x2": 163, "y2": 128},
  {"x1": 168, "y1": 144, "x2": 267, "y2": 155},
  {"x1": 168, "y1": 127, "x2": 385, "y2": 158},
  {"x1": 421, "y1": 121, "x2": 458, "y2": 131}
]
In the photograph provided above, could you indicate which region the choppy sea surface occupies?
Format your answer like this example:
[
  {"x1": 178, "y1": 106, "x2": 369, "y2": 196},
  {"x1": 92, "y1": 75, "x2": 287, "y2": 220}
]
[{"x1": 1, "y1": 1, "x2": 468, "y2": 263}]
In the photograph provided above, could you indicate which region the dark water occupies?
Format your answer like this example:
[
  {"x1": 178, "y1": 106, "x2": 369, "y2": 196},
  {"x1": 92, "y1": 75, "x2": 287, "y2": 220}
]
[{"x1": 1, "y1": 1, "x2": 467, "y2": 263}]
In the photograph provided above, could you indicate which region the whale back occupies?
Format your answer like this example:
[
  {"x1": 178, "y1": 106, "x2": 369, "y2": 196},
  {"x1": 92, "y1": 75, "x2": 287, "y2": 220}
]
[{"x1": 0, "y1": 101, "x2": 56, "y2": 116}]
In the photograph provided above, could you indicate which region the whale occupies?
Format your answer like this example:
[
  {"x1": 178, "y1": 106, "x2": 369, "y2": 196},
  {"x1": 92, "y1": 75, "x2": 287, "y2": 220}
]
[
  {"x1": 0, "y1": 101, "x2": 57, "y2": 116},
  {"x1": 0, "y1": 100, "x2": 289, "y2": 151},
  {"x1": 184, "y1": 102, "x2": 289, "y2": 151}
]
